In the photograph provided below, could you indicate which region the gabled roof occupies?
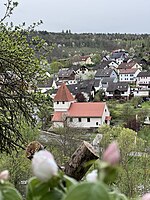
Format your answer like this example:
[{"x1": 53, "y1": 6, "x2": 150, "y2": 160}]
[
  {"x1": 101, "y1": 77, "x2": 115, "y2": 84},
  {"x1": 67, "y1": 79, "x2": 95, "y2": 95},
  {"x1": 92, "y1": 62, "x2": 110, "y2": 71},
  {"x1": 118, "y1": 60, "x2": 137, "y2": 69},
  {"x1": 58, "y1": 69, "x2": 75, "y2": 79},
  {"x1": 54, "y1": 83, "x2": 74, "y2": 102},
  {"x1": 67, "y1": 102, "x2": 106, "y2": 117},
  {"x1": 95, "y1": 68, "x2": 115, "y2": 77},
  {"x1": 107, "y1": 82, "x2": 129, "y2": 92},
  {"x1": 137, "y1": 71, "x2": 150, "y2": 77}
]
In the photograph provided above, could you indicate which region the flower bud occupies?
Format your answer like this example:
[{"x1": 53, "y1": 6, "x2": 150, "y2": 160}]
[
  {"x1": 86, "y1": 170, "x2": 98, "y2": 182},
  {"x1": 102, "y1": 141, "x2": 120, "y2": 165},
  {"x1": 32, "y1": 150, "x2": 58, "y2": 182},
  {"x1": 0, "y1": 170, "x2": 9, "y2": 181},
  {"x1": 142, "y1": 193, "x2": 150, "y2": 200}
]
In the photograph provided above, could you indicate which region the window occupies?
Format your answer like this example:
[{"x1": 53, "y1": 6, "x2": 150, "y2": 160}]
[
  {"x1": 105, "y1": 109, "x2": 107, "y2": 112},
  {"x1": 70, "y1": 118, "x2": 73, "y2": 122},
  {"x1": 57, "y1": 101, "x2": 59, "y2": 104},
  {"x1": 87, "y1": 118, "x2": 90, "y2": 122},
  {"x1": 62, "y1": 101, "x2": 65, "y2": 104},
  {"x1": 96, "y1": 122, "x2": 99, "y2": 126},
  {"x1": 78, "y1": 118, "x2": 81, "y2": 122}
]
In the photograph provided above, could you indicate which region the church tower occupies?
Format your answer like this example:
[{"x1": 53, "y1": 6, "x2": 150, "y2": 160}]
[{"x1": 53, "y1": 83, "x2": 75, "y2": 112}]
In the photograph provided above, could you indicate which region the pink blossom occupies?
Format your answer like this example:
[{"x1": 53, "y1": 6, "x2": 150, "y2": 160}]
[
  {"x1": 32, "y1": 150, "x2": 58, "y2": 182},
  {"x1": 142, "y1": 193, "x2": 150, "y2": 200},
  {"x1": 0, "y1": 170, "x2": 9, "y2": 180},
  {"x1": 102, "y1": 141, "x2": 120, "y2": 165}
]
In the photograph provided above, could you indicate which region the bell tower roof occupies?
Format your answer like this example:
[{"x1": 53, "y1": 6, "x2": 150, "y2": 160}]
[{"x1": 54, "y1": 83, "x2": 74, "y2": 102}]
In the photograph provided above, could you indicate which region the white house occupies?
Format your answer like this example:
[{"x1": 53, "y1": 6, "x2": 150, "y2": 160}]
[
  {"x1": 132, "y1": 88, "x2": 150, "y2": 97},
  {"x1": 136, "y1": 71, "x2": 150, "y2": 89},
  {"x1": 52, "y1": 83, "x2": 111, "y2": 128},
  {"x1": 119, "y1": 68, "x2": 141, "y2": 83}
]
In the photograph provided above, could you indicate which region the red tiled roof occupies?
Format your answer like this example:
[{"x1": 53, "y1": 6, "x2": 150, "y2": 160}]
[
  {"x1": 52, "y1": 111, "x2": 67, "y2": 122},
  {"x1": 67, "y1": 102, "x2": 106, "y2": 117},
  {"x1": 54, "y1": 83, "x2": 74, "y2": 102}
]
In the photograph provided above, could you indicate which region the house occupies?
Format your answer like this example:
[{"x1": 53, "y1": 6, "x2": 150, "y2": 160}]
[
  {"x1": 101, "y1": 77, "x2": 117, "y2": 91},
  {"x1": 71, "y1": 65, "x2": 89, "y2": 75},
  {"x1": 73, "y1": 56, "x2": 94, "y2": 66},
  {"x1": 118, "y1": 60, "x2": 142, "y2": 70},
  {"x1": 58, "y1": 69, "x2": 76, "y2": 82},
  {"x1": 51, "y1": 83, "x2": 111, "y2": 128},
  {"x1": 131, "y1": 87, "x2": 150, "y2": 97},
  {"x1": 37, "y1": 78, "x2": 57, "y2": 93},
  {"x1": 105, "y1": 82, "x2": 130, "y2": 100},
  {"x1": 136, "y1": 71, "x2": 150, "y2": 89},
  {"x1": 118, "y1": 68, "x2": 141, "y2": 83},
  {"x1": 94, "y1": 68, "x2": 118, "y2": 81},
  {"x1": 70, "y1": 65, "x2": 95, "y2": 80},
  {"x1": 65, "y1": 79, "x2": 95, "y2": 101},
  {"x1": 109, "y1": 49, "x2": 128, "y2": 64},
  {"x1": 91, "y1": 61, "x2": 118, "y2": 72}
]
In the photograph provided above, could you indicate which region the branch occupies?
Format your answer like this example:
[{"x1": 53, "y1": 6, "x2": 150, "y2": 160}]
[{"x1": 0, "y1": 0, "x2": 18, "y2": 23}]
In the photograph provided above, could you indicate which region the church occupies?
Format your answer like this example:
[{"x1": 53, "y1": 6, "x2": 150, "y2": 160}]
[{"x1": 51, "y1": 83, "x2": 111, "y2": 128}]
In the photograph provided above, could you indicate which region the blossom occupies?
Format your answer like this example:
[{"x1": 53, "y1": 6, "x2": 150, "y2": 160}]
[
  {"x1": 102, "y1": 141, "x2": 120, "y2": 165},
  {"x1": 0, "y1": 170, "x2": 9, "y2": 181},
  {"x1": 86, "y1": 170, "x2": 98, "y2": 182},
  {"x1": 32, "y1": 150, "x2": 58, "y2": 182},
  {"x1": 142, "y1": 193, "x2": 150, "y2": 200}
]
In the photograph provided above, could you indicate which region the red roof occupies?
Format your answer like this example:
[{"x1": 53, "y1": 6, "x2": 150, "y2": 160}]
[
  {"x1": 52, "y1": 111, "x2": 67, "y2": 122},
  {"x1": 67, "y1": 102, "x2": 106, "y2": 117},
  {"x1": 54, "y1": 83, "x2": 74, "y2": 102}
]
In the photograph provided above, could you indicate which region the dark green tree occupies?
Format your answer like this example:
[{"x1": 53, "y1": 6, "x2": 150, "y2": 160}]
[{"x1": 0, "y1": 1, "x2": 47, "y2": 153}]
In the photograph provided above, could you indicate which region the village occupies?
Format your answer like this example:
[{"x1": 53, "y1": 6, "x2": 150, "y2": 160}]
[{"x1": 36, "y1": 49, "x2": 150, "y2": 129}]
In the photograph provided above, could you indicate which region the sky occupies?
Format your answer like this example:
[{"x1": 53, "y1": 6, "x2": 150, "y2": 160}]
[{"x1": 1, "y1": 0, "x2": 150, "y2": 34}]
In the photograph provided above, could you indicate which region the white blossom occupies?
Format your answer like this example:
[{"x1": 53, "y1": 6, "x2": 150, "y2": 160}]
[
  {"x1": 32, "y1": 150, "x2": 58, "y2": 182},
  {"x1": 86, "y1": 170, "x2": 98, "y2": 182}
]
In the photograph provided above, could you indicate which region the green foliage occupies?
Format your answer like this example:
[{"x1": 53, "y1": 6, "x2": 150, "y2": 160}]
[
  {"x1": 99, "y1": 125, "x2": 150, "y2": 197},
  {"x1": 0, "y1": 182, "x2": 22, "y2": 200},
  {"x1": 63, "y1": 182, "x2": 110, "y2": 200},
  {"x1": 0, "y1": 21, "x2": 48, "y2": 152}
]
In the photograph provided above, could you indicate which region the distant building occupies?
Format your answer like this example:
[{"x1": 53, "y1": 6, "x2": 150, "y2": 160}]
[{"x1": 106, "y1": 82, "x2": 130, "y2": 100}]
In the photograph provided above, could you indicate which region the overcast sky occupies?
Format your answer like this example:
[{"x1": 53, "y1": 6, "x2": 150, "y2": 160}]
[{"x1": 1, "y1": 0, "x2": 150, "y2": 33}]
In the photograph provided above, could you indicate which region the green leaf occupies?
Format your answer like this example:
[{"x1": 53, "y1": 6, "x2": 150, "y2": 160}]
[
  {"x1": 41, "y1": 188, "x2": 64, "y2": 200},
  {"x1": 63, "y1": 175, "x2": 77, "y2": 190},
  {"x1": 0, "y1": 186, "x2": 22, "y2": 200},
  {"x1": 26, "y1": 177, "x2": 49, "y2": 200},
  {"x1": 63, "y1": 182, "x2": 110, "y2": 200}
]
